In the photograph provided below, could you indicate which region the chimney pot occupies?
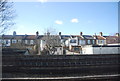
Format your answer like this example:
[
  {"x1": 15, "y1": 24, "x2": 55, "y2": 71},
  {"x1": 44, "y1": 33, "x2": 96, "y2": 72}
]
[
  {"x1": 59, "y1": 32, "x2": 61, "y2": 36},
  {"x1": 99, "y1": 32, "x2": 103, "y2": 36},
  {"x1": 36, "y1": 31, "x2": 39, "y2": 36},
  {"x1": 47, "y1": 32, "x2": 50, "y2": 35},
  {"x1": 115, "y1": 33, "x2": 119, "y2": 36},
  {"x1": 13, "y1": 31, "x2": 16, "y2": 36},
  {"x1": 80, "y1": 32, "x2": 83, "y2": 36}
]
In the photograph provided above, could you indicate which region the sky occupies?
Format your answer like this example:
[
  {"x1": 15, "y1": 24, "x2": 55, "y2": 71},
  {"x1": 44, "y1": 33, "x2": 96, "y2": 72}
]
[{"x1": 7, "y1": 1, "x2": 118, "y2": 36}]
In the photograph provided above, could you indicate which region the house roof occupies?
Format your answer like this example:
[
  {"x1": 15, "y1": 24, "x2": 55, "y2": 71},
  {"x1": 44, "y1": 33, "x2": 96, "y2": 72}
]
[
  {"x1": 2, "y1": 35, "x2": 37, "y2": 40},
  {"x1": 82, "y1": 35, "x2": 94, "y2": 39},
  {"x1": 95, "y1": 36, "x2": 106, "y2": 40},
  {"x1": 61, "y1": 35, "x2": 70, "y2": 39},
  {"x1": 37, "y1": 35, "x2": 44, "y2": 39},
  {"x1": 25, "y1": 35, "x2": 36, "y2": 40},
  {"x1": 13, "y1": 35, "x2": 25, "y2": 39},
  {"x1": 40, "y1": 35, "x2": 60, "y2": 40},
  {"x1": 61, "y1": 35, "x2": 97, "y2": 40},
  {"x1": 105, "y1": 36, "x2": 120, "y2": 40},
  {"x1": 106, "y1": 36, "x2": 120, "y2": 44},
  {"x1": 2, "y1": 35, "x2": 13, "y2": 39},
  {"x1": 71, "y1": 35, "x2": 84, "y2": 40}
]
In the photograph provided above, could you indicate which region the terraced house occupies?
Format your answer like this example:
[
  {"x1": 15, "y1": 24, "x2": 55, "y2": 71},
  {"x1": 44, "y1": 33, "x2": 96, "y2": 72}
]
[{"x1": 1, "y1": 31, "x2": 120, "y2": 55}]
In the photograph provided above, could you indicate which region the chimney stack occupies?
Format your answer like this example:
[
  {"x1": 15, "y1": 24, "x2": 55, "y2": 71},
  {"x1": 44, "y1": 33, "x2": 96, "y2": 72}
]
[
  {"x1": 93, "y1": 33, "x2": 97, "y2": 39},
  {"x1": 59, "y1": 32, "x2": 61, "y2": 36},
  {"x1": 47, "y1": 32, "x2": 50, "y2": 35},
  {"x1": 115, "y1": 33, "x2": 119, "y2": 37},
  {"x1": 99, "y1": 32, "x2": 103, "y2": 36},
  {"x1": 13, "y1": 31, "x2": 16, "y2": 36},
  {"x1": 80, "y1": 32, "x2": 83, "y2": 36},
  {"x1": 36, "y1": 31, "x2": 39, "y2": 36}
]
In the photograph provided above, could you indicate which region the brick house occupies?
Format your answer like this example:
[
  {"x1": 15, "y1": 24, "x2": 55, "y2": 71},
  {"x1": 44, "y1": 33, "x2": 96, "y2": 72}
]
[
  {"x1": 104, "y1": 33, "x2": 120, "y2": 44},
  {"x1": 1, "y1": 31, "x2": 39, "y2": 54},
  {"x1": 1, "y1": 31, "x2": 120, "y2": 55},
  {"x1": 94, "y1": 32, "x2": 106, "y2": 45}
]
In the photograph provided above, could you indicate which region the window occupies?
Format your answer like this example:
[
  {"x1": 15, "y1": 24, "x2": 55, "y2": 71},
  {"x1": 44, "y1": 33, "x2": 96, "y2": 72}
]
[
  {"x1": 93, "y1": 40, "x2": 95, "y2": 44},
  {"x1": 102, "y1": 40, "x2": 105, "y2": 44},
  {"x1": 5, "y1": 40, "x2": 11, "y2": 46},
  {"x1": 70, "y1": 39, "x2": 76, "y2": 43},
  {"x1": 6, "y1": 40, "x2": 9, "y2": 44},
  {"x1": 79, "y1": 40, "x2": 82, "y2": 45},
  {"x1": 12, "y1": 39, "x2": 17, "y2": 43},
  {"x1": 83, "y1": 40, "x2": 85, "y2": 45},
  {"x1": 30, "y1": 40, "x2": 34, "y2": 44},
  {"x1": 98, "y1": 40, "x2": 100, "y2": 44},
  {"x1": 25, "y1": 40, "x2": 28, "y2": 44},
  {"x1": 98, "y1": 40, "x2": 105, "y2": 44},
  {"x1": 3, "y1": 40, "x2": 6, "y2": 44},
  {"x1": 60, "y1": 48, "x2": 62, "y2": 50},
  {"x1": 88, "y1": 40, "x2": 91, "y2": 44},
  {"x1": 0, "y1": 39, "x2": 2, "y2": 43},
  {"x1": 74, "y1": 47, "x2": 80, "y2": 51},
  {"x1": 79, "y1": 40, "x2": 85, "y2": 45},
  {"x1": 18, "y1": 40, "x2": 21, "y2": 43}
]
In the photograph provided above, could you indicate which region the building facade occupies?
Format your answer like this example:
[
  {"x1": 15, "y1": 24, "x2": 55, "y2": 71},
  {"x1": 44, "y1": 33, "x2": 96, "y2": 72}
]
[{"x1": 1, "y1": 31, "x2": 120, "y2": 54}]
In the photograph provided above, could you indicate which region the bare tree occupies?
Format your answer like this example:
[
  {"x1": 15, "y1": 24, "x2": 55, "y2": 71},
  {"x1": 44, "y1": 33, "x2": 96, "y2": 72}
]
[
  {"x1": 43, "y1": 27, "x2": 58, "y2": 35},
  {"x1": 0, "y1": 0, "x2": 15, "y2": 34},
  {"x1": 41, "y1": 28, "x2": 61, "y2": 55}
]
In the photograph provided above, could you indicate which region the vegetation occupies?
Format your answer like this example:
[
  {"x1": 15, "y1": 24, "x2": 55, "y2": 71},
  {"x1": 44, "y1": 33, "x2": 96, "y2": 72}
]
[
  {"x1": 41, "y1": 28, "x2": 60, "y2": 55},
  {"x1": 0, "y1": 0, "x2": 15, "y2": 34}
]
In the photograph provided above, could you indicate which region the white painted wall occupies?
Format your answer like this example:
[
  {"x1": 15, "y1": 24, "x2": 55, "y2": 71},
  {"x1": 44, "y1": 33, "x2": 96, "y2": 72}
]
[
  {"x1": 96, "y1": 40, "x2": 106, "y2": 45},
  {"x1": 40, "y1": 40, "x2": 46, "y2": 51},
  {"x1": 65, "y1": 40, "x2": 69, "y2": 46},
  {"x1": 82, "y1": 45, "x2": 120, "y2": 54},
  {"x1": 93, "y1": 47, "x2": 120, "y2": 54},
  {"x1": 82, "y1": 45, "x2": 93, "y2": 54},
  {"x1": 3, "y1": 40, "x2": 11, "y2": 46},
  {"x1": 54, "y1": 47, "x2": 63, "y2": 55},
  {"x1": 68, "y1": 37, "x2": 78, "y2": 46}
]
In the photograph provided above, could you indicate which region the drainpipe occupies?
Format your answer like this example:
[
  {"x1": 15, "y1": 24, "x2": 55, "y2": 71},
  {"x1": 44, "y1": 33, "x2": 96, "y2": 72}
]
[{"x1": 100, "y1": 45, "x2": 102, "y2": 54}]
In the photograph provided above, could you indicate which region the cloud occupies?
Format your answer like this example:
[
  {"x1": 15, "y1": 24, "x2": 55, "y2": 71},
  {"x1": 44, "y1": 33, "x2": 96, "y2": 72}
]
[
  {"x1": 55, "y1": 20, "x2": 63, "y2": 25},
  {"x1": 71, "y1": 18, "x2": 79, "y2": 23},
  {"x1": 37, "y1": 0, "x2": 48, "y2": 3}
]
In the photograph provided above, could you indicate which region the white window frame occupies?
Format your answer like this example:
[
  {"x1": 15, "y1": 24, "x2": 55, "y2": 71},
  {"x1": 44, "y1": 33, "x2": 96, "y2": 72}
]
[
  {"x1": 25, "y1": 40, "x2": 28, "y2": 44},
  {"x1": 88, "y1": 40, "x2": 91, "y2": 44},
  {"x1": 6, "y1": 40, "x2": 11, "y2": 46},
  {"x1": 98, "y1": 40, "x2": 104, "y2": 44},
  {"x1": 12, "y1": 39, "x2": 17, "y2": 43},
  {"x1": 30, "y1": 40, "x2": 34, "y2": 45},
  {"x1": 0, "y1": 39, "x2": 2, "y2": 43},
  {"x1": 18, "y1": 40, "x2": 22, "y2": 43},
  {"x1": 102, "y1": 40, "x2": 105, "y2": 44},
  {"x1": 79, "y1": 40, "x2": 86, "y2": 45},
  {"x1": 70, "y1": 39, "x2": 76, "y2": 43},
  {"x1": 3, "y1": 40, "x2": 6, "y2": 44},
  {"x1": 93, "y1": 40, "x2": 95, "y2": 44}
]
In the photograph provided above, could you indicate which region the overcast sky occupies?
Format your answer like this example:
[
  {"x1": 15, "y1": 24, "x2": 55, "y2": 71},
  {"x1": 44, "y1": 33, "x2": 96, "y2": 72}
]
[{"x1": 7, "y1": 1, "x2": 118, "y2": 36}]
